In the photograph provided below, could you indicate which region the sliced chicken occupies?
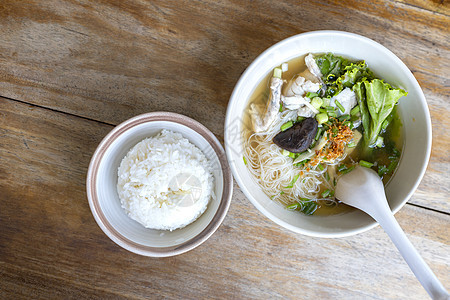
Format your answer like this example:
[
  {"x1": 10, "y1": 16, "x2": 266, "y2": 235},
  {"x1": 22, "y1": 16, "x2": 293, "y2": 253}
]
[
  {"x1": 285, "y1": 76, "x2": 321, "y2": 97},
  {"x1": 305, "y1": 53, "x2": 323, "y2": 81},
  {"x1": 281, "y1": 95, "x2": 318, "y2": 117},
  {"x1": 329, "y1": 88, "x2": 357, "y2": 116},
  {"x1": 251, "y1": 76, "x2": 284, "y2": 133}
]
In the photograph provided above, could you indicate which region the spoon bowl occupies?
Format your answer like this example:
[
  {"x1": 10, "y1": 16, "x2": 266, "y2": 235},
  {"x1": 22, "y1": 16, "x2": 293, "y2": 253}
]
[{"x1": 335, "y1": 166, "x2": 449, "y2": 300}]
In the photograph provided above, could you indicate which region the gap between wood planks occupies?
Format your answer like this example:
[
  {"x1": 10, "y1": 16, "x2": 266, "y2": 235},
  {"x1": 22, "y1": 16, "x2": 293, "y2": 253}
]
[
  {"x1": 393, "y1": 0, "x2": 450, "y2": 17},
  {"x1": 1, "y1": 95, "x2": 449, "y2": 217}
]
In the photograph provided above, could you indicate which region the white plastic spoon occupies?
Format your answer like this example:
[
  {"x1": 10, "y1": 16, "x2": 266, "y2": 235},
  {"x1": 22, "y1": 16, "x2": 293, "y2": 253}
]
[{"x1": 335, "y1": 166, "x2": 449, "y2": 300}]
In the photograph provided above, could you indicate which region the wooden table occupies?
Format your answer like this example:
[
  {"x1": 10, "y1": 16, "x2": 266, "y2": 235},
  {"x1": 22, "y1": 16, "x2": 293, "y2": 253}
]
[{"x1": 1, "y1": 1, "x2": 449, "y2": 299}]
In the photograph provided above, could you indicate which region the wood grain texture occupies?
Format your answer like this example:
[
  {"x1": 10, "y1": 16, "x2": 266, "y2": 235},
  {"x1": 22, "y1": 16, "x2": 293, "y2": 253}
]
[
  {"x1": 0, "y1": 0, "x2": 449, "y2": 298},
  {"x1": 395, "y1": 0, "x2": 450, "y2": 15},
  {"x1": 0, "y1": 98, "x2": 449, "y2": 299},
  {"x1": 0, "y1": 0, "x2": 449, "y2": 213}
]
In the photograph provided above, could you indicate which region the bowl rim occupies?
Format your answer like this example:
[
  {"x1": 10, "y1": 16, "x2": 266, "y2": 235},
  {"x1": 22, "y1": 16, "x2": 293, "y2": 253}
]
[
  {"x1": 87, "y1": 112, "x2": 233, "y2": 256},
  {"x1": 225, "y1": 30, "x2": 432, "y2": 238}
]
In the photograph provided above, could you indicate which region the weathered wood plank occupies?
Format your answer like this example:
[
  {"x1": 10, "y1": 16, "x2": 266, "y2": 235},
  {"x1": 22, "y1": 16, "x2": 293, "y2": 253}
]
[
  {"x1": 0, "y1": 97, "x2": 449, "y2": 299},
  {"x1": 395, "y1": 0, "x2": 450, "y2": 15}
]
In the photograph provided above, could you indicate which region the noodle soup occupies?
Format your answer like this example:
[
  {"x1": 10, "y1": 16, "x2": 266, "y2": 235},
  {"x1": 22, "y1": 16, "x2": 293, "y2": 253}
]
[{"x1": 243, "y1": 53, "x2": 404, "y2": 216}]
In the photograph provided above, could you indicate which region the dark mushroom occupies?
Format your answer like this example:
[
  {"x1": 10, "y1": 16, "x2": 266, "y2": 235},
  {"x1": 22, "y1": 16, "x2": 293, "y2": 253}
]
[{"x1": 273, "y1": 118, "x2": 318, "y2": 153}]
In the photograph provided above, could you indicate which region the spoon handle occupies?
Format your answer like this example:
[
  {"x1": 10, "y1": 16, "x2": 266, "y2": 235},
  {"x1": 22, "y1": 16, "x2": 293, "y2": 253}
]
[{"x1": 373, "y1": 208, "x2": 449, "y2": 300}]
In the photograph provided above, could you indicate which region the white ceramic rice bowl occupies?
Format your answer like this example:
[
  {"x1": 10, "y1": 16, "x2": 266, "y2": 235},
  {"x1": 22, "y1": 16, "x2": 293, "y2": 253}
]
[{"x1": 87, "y1": 112, "x2": 233, "y2": 256}]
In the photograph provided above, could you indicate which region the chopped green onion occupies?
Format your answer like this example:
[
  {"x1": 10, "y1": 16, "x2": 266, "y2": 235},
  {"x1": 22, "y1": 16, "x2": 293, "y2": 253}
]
[
  {"x1": 378, "y1": 165, "x2": 388, "y2": 176},
  {"x1": 311, "y1": 97, "x2": 323, "y2": 110},
  {"x1": 317, "y1": 164, "x2": 324, "y2": 171},
  {"x1": 319, "y1": 108, "x2": 327, "y2": 113},
  {"x1": 389, "y1": 151, "x2": 401, "y2": 161},
  {"x1": 325, "y1": 172, "x2": 330, "y2": 181},
  {"x1": 316, "y1": 113, "x2": 328, "y2": 125},
  {"x1": 375, "y1": 136, "x2": 384, "y2": 148},
  {"x1": 322, "y1": 189, "x2": 331, "y2": 197},
  {"x1": 350, "y1": 106, "x2": 360, "y2": 116},
  {"x1": 281, "y1": 121, "x2": 293, "y2": 131},
  {"x1": 288, "y1": 152, "x2": 296, "y2": 159},
  {"x1": 243, "y1": 156, "x2": 247, "y2": 165},
  {"x1": 322, "y1": 98, "x2": 330, "y2": 107},
  {"x1": 337, "y1": 164, "x2": 347, "y2": 172},
  {"x1": 306, "y1": 92, "x2": 319, "y2": 99},
  {"x1": 328, "y1": 112, "x2": 337, "y2": 118},
  {"x1": 387, "y1": 159, "x2": 399, "y2": 173},
  {"x1": 297, "y1": 116, "x2": 305, "y2": 122},
  {"x1": 343, "y1": 120, "x2": 352, "y2": 128},
  {"x1": 286, "y1": 203, "x2": 301, "y2": 210},
  {"x1": 338, "y1": 114, "x2": 350, "y2": 122},
  {"x1": 393, "y1": 148, "x2": 401, "y2": 157},
  {"x1": 295, "y1": 159, "x2": 310, "y2": 167},
  {"x1": 302, "y1": 201, "x2": 318, "y2": 215},
  {"x1": 273, "y1": 67, "x2": 282, "y2": 79},
  {"x1": 286, "y1": 174, "x2": 300, "y2": 188},
  {"x1": 359, "y1": 160, "x2": 374, "y2": 168},
  {"x1": 347, "y1": 141, "x2": 356, "y2": 148},
  {"x1": 335, "y1": 100, "x2": 345, "y2": 113},
  {"x1": 279, "y1": 102, "x2": 283, "y2": 112},
  {"x1": 315, "y1": 128, "x2": 323, "y2": 141},
  {"x1": 340, "y1": 165, "x2": 355, "y2": 174},
  {"x1": 326, "y1": 106, "x2": 336, "y2": 112},
  {"x1": 282, "y1": 149, "x2": 290, "y2": 156},
  {"x1": 321, "y1": 189, "x2": 334, "y2": 198}
]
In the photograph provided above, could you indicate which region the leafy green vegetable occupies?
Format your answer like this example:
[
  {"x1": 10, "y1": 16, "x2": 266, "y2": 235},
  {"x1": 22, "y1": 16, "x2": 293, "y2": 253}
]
[
  {"x1": 336, "y1": 61, "x2": 374, "y2": 91},
  {"x1": 315, "y1": 53, "x2": 350, "y2": 78},
  {"x1": 353, "y1": 79, "x2": 407, "y2": 147},
  {"x1": 315, "y1": 54, "x2": 373, "y2": 97},
  {"x1": 353, "y1": 82, "x2": 371, "y2": 144}
]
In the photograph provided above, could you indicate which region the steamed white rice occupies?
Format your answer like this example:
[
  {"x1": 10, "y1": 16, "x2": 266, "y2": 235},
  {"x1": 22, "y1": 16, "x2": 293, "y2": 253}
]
[{"x1": 117, "y1": 129, "x2": 214, "y2": 231}]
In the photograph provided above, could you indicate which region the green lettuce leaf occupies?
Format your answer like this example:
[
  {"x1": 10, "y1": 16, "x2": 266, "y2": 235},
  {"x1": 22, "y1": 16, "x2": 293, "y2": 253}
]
[
  {"x1": 316, "y1": 54, "x2": 373, "y2": 97},
  {"x1": 353, "y1": 82, "x2": 370, "y2": 143},
  {"x1": 353, "y1": 79, "x2": 407, "y2": 147},
  {"x1": 337, "y1": 61, "x2": 374, "y2": 90}
]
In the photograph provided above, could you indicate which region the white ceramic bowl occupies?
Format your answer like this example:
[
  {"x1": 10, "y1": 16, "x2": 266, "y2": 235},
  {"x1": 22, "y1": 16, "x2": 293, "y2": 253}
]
[
  {"x1": 225, "y1": 30, "x2": 431, "y2": 238},
  {"x1": 87, "y1": 112, "x2": 233, "y2": 256}
]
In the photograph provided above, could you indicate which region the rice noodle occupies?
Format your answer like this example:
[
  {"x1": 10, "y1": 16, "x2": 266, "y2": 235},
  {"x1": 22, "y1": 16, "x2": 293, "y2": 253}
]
[{"x1": 243, "y1": 110, "x2": 346, "y2": 208}]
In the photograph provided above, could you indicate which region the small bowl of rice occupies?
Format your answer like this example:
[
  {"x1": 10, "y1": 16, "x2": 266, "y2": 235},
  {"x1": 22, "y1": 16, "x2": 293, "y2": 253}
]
[{"x1": 87, "y1": 112, "x2": 233, "y2": 257}]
